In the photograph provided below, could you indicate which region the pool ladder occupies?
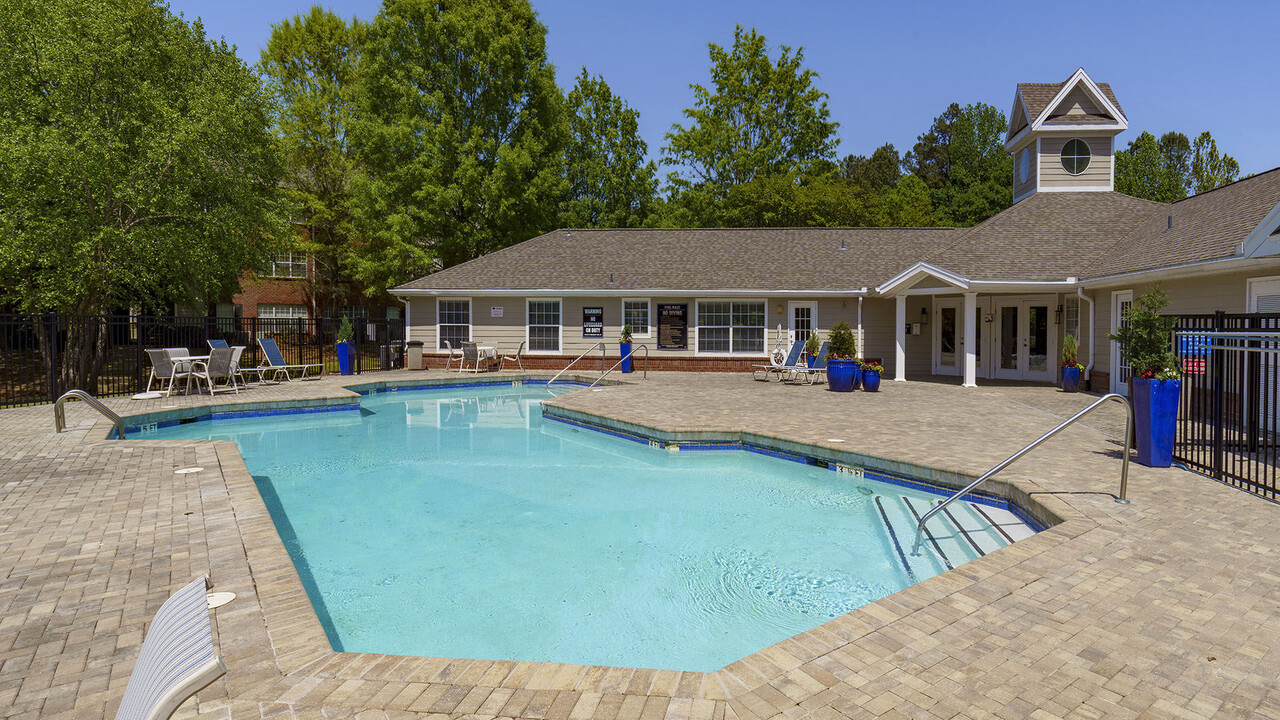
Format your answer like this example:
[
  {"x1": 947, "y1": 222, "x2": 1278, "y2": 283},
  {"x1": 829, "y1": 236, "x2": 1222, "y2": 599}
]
[
  {"x1": 54, "y1": 389, "x2": 127, "y2": 439},
  {"x1": 591, "y1": 344, "x2": 648, "y2": 386},
  {"x1": 546, "y1": 341, "x2": 608, "y2": 394},
  {"x1": 911, "y1": 392, "x2": 1133, "y2": 556}
]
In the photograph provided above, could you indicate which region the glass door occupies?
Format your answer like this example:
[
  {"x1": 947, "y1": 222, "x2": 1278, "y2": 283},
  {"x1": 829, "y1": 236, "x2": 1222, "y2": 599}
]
[
  {"x1": 997, "y1": 305, "x2": 1020, "y2": 379},
  {"x1": 1111, "y1": 291, "x2": 1133, "y2": 394},
  {"x1": 933, "y1": 300, "x2": 960, "y2": 375},
  {"x1": 1025, "y1": 304, "x2": 1051, "y2": 382},
  {"x1": 788, "y1": 302, "x2": 817, "y2": 346},
  {"x1": 996, "y1": 299, "x2": 1055, "y2": 382}
]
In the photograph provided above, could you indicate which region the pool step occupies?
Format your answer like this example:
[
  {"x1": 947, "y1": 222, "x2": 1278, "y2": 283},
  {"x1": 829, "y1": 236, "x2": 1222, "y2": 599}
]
[{"x1": 872, "y1": 494, "x2": 1034, "y2": 580}]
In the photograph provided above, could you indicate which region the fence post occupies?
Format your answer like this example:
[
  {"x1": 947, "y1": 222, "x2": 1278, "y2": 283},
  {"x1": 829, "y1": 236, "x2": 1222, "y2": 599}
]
[
  {"x1": 355, "y1": 316, "x2": 363, "y2": 375},
  {"x1": 296, "y1": 316, "x2": 303, "y2": 366},
  {"x1": 45, "y1": 312, "x2": 59, "y2": 402},
  {"x1": 135, "y1": 314, "x2": 144, "y2": 393},
  {"x1": 1211, "y1": 310, "x2": 1225, "y2": 481}
]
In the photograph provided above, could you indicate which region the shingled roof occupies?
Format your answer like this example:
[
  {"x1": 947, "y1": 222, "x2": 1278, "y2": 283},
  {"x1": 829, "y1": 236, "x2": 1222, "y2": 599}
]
[
  {"x1": 394, "y1": 227, "x2": 962, "y2": 292},
  {"x1": 922, "y1": 191, "x2": 1164, "y2": 281},
  {"x1": 1084, "y1": 168, "x2": 1280, "y2": 278},
  {"x1": 1017, "y1": 79, "x2": 1125, "y2": 127}
]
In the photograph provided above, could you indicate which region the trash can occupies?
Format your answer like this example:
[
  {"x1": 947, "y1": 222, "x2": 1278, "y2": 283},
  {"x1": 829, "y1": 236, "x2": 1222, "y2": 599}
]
[{"x1": 406, "y1": 340, "x2": 424, "y2": 370}]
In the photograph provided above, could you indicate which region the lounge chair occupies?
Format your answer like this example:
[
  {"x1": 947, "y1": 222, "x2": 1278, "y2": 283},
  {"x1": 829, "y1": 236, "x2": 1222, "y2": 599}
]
[
  {"x1": 753, "y1": 340, "x2": 804, "y2": 382},
  {"x1": 794, "y1": 342, "x2": 830, "y2": 385},
  {"x1": 189, "y1": 347, "x2": 238, "y2": 395},
  {"x1": 113, "y1": 576, "x2": 225, "y2": 720},
  {"x1": 206, "y1": 339, "x2": 229, "y2": 350},
  {"x1": 254, "y1": 337, "x2": 322, "y2": 381},
  {"x1": 500, "y1": 341, "x2": 525, "y2": 371},
  {"x1": 145, "y1": 349, "x2": 192, "y2": 396}
]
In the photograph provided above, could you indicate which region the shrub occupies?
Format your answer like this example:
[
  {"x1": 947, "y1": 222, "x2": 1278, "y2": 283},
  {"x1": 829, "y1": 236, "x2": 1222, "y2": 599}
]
[
  {"x1": 1107, "y1": 286, "x2": 1179, "y2": 379},
  {"x1": 337, "y1": 316, "x2": 354, "y2": 344},
  {"x1": 826, "y1": 321, "x2": 857, "y2": 359}
]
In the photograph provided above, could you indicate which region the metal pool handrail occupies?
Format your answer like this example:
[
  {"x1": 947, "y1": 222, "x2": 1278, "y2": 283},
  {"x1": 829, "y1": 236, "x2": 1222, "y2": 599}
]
[
  {"x1": 54, "y1": 389, "x2": 127, "y2": 439},
  {"x1": 546, "y1": 341, "x2": 607, "y2": 394},
  {"x1": 911, "y1": 392, "x2": 1133, "y2": 556},
  {"x1": 590, "y1": 344, "x2": 648, "y2": 387}
]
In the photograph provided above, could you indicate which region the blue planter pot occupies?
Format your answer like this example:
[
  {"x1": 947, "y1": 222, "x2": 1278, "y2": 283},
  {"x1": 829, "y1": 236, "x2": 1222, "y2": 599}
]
[
  {"x1": 337, "y1": 341, "x2": 353, "y2": 375},
  {"x1": 1061, "y1": 366, "x2": 1081, "y2": 392},
  {"x1": 620, "y1": 341, "x2": 633, "y2": 373},
  {"x1": 1132, "y1": 377, "x2": 1180, "y2": 467},
  {"x1": 827, "y1": 359, "x2": 858, "y2": 392},
  {"x1": 863, "y1": 370, "x2": 881, "y2": 392}
]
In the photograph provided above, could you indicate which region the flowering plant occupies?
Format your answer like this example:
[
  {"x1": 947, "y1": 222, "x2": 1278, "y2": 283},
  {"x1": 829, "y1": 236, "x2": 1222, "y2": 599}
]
[
  {"x1": 1061, "y1": 362, "x2": 1085, "y2": 371},
  {"x1": 1140, "y1": 366, "x2": 1180, "y2": 381},
  {"x1": 861, "y1": 360, "x2": 884, "y2": 374},
  {"x1": 825, "y1": 353, "x2": 856, "y2": 361}
]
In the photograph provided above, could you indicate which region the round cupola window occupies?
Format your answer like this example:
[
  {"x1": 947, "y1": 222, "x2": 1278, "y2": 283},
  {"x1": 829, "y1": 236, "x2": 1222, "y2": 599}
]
[{"x1": 1061, "y1": 138, "x2": 1091, "y2": 175}]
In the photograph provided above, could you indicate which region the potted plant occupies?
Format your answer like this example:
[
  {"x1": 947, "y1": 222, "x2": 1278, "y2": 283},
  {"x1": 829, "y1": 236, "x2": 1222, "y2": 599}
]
[
  {"x1": 1060, "y1": 334, "x2": 1084, "y2": 392},
  {"x1": 1108, "y1": 286, "x2": 1181, "y2": 467},
  {"x1": 619, "y1": 323, "x2": 634, "y2": 373},
  {"x1": 336, "y1": 316, "x2": 355, "y2": 376},
  {"x1": 825, "y1": 321, "x2": 860, "y2": 392},
  {"x1": 861, "y1": 360, "x2": 884, "y2": 392},
  {"x1": 803, "y1": 331, "x2": 821, "y2": 368}
]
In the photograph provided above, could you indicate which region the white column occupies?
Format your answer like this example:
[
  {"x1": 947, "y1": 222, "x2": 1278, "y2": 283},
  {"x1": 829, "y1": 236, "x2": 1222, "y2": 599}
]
[
  {"x1": 894, "y1": 295, "x2": 907, "y2": 382},
  {"x1": 963, "y1": 292, "x2": 977, "y2": 388},
  {"x1": 856, "y1": 297, "x2": 864, "y2": 358}
]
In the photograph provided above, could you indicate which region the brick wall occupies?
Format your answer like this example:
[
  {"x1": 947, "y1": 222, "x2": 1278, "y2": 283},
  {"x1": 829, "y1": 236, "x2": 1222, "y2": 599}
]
[
  {"x1": 417, "y1": 353, "x2": 765, "y2": 372},
  {"x1": 1088, "y1": 371, "x2": 1110, "y2": 393},
  {"x1": 233, "y1": 274, "x2": 311, "y2": 318}
]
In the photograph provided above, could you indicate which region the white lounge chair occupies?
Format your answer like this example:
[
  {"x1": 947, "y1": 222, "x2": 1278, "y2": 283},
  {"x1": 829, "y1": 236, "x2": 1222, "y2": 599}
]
[
  {"x1": 113, "y1": 576, "x2": 225, "y2": 720},
  {"x1": 254, "y1": 337, "x2": 322, "y2": 381},
  {"x1": 793, "y1": 342, "x2": 830, "y2": 385},
  {"x1": 753, "y1": 340, "x2": 804, "y2": 382}
]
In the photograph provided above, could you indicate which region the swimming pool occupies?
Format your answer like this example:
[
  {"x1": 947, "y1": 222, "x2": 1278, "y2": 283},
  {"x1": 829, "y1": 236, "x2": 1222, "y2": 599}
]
[{"x1": 149, "y1": 383, "x2": 1038, "y2": 671}]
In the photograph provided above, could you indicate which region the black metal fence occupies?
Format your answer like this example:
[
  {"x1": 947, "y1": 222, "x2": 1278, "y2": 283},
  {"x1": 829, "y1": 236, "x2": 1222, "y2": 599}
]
[
  {"x1": 0, "y1": 313, "x2": 406, "y2": 409},
  {"x1": 1172, "y1": 311, "x2": 1280, "y2": 502}
]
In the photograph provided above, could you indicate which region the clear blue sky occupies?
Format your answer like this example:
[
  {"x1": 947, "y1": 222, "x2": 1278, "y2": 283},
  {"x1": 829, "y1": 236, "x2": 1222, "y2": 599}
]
[{"x1": 171, "y1": 0, "x2": 1280, "y2": 177}]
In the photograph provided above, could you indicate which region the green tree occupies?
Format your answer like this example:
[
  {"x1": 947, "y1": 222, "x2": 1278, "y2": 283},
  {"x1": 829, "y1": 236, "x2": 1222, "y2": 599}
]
[
  {"x1": 903, "y1": 102, "x2": 1011, "y2": 225},
  {"x1": 0, "y1": 0, "x2": 287, "y2": 392},
  {"x1": 872, "y1": 175, "x2": 938, "y2": 227},
  {"x1": 259, "y1": 6, "x2": 364, "y2": 312},
  {"x1": 351, "y1": 0, "x2": 567, "y2": 283},
  {"x1": 841, "y1": 143, "x2": 901, "y2": 191},
  {"x1": 561, "y1": 69, "x2": 658, "y2": 228},
  {"x1": 1115, "y1": 131, "x2": 1187, "y2": 203},
  {"x1": 713, "y1": 174, "x2": 873, "y2": 228},
  {"x1": 1191, "y1": 131, "x2": 1241, "y2": 194},
  {"x1": 663, "y1": 26, "x2": 838, "y2": 198}
]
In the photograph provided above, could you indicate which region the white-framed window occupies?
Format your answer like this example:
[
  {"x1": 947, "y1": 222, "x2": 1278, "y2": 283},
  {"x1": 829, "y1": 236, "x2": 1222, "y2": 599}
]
[
  {"x1": 437, "y1": 298, "x2": 471, "y2": 350},
  {"x1": 1061, "y1": 138, "x2": 1091, "y2": 175},
  {"x1": 269, "y1": 252, "x2": 308, "y2": 279},
  {"x1": 696, "y1": 300, "x2": 766, "y2": 355},
  {"x1": 527, "y1": 299, "x2": 562, "y2": 353},
  {"x1": 257, "y1": 303, "x2": 308, "y2": 320},
  {"x1": 622, "y1": 299, "x2": 651, "y2": 338},
  {"x1": 336, "y1": 305, "x2": 367, "y2": 319},
  {"x1": 1064, "y1": 297, "x2": 1080, "y2": 340}
]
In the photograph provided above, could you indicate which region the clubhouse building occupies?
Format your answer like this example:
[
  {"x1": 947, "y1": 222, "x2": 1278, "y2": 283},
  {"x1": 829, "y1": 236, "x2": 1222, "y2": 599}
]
[{"x1": 393, "y1": 69, "x2": 1280, "y2": 392}]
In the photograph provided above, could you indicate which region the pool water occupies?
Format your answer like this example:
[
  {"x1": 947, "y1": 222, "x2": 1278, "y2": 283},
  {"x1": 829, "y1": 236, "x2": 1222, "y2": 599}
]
[{"x1": 151, "y1": 384, "x2": 1029, "y2": 671}]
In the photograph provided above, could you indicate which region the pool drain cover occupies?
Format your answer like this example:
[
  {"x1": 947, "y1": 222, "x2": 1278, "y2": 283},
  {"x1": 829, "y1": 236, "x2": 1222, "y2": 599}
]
[
  {"x1": 174, "y1": 467, "x2": 204, "y2": 475},
  {"x1": 131, "y1": 392, "x2": 163, "y2": 400},
  {"x1": 206, "y1": 591, "x2": 236, "y2": 609}
]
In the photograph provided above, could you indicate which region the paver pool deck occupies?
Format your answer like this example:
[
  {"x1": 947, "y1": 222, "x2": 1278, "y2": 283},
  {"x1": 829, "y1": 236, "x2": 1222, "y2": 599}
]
[{"x1": 2, "y1": 370, "x2": 1279, "y2": 720}]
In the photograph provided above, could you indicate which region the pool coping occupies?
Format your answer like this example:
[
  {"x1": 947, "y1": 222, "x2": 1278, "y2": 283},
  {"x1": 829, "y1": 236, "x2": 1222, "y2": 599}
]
[{"x1": 97, "y1": 374, "x2": 1099, "y2": 715}]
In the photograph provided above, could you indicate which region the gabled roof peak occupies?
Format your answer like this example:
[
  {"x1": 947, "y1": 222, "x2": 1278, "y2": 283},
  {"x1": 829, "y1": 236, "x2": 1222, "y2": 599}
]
[{"x1": 1007, "y1": 68, "x2": 1126, "y2": 147}]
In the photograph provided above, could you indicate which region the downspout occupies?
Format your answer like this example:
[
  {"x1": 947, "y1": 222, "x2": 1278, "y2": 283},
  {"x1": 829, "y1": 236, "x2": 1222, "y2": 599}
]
[
  {"x1": 1078, "y1": 287, "x2": 1094, "y2": 380},
  {"x1": 856, "y1": 296, "x2": 864, "y2": 358}
]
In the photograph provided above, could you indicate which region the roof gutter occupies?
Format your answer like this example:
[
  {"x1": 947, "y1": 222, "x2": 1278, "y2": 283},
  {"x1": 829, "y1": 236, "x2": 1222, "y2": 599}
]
[{"x1": 392, "y1": 287, "x2": 871, "y2": 298}]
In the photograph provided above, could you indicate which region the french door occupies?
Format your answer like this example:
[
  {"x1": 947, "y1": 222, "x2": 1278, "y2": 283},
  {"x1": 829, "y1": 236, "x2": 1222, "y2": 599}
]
[
  {"x1": 788, "y1": 301, "x2": 817, "y2": 346},
  {"x1": 933, "y1": 298, "x2": 986, "y2": 377},
  {"x1": 1110, "y1": 291, "x2": 1133, "y2": 394},
  {"x1": 995, "y1": 298, "x2": 1054, "y2": 382}
]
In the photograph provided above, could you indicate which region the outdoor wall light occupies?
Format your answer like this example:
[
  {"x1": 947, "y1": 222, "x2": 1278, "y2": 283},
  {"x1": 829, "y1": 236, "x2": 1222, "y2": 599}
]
[
  {"x1": 1055, "y1": 305, "x2": 1063, "y2": 323},
  {"x1": 776, "y1": 304, "x2": 784, "y2": 315},
  {"x1": 920, "y1": 307, "x2": 928, "y2": 325}
]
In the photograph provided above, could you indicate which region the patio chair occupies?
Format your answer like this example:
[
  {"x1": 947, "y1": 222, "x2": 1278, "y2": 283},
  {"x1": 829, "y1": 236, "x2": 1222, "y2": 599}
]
[
  {"x1": 459, "y1": 341, "x2": 485, "y2": 373},
  {"x1": 752, "y1": 340, "x2": 804, "y2": 382},
  {"x1": 164, "y1": 347, "x2": 194, "y2": 373},
  {"x1": 441, "y1": 340, "x2": 464, "y2": 371},
  {"x1": 188, "y1": 347, "x2": 238, "y2": 395},
  {"x1": 500, "y1": 341, "x2": 525, "y2": 371},
  {"x1": 113, "y1": 576, "x2": 225, "y2": 720},
  {"x1": 206, "y1": 339, "x2": 229, "y2": 350},
  {"x1": 145, "y1": 349, "x2": 192, "y2": 396},
  {"x1": 794, "y1": 342, "x2": 830, "y2": 385},
  {"x1": 254, "y1": 337, "x2": 322, "y2": 381}
]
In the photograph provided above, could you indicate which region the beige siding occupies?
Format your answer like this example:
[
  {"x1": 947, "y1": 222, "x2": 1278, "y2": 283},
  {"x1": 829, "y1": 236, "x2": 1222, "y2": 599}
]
[
  {"x1": 1040, "y1": 135, "x2": 1113, "y2": 189},
  {"x1": 1048, "y1": 85, "x2": 1105, "y2": 119},
  {"x1": 409, "y1": 294, "x2": 872, "y2": 359},
  {"x1": 1085, "y1": 272, "x2": 1257, "y2": 374},
  {"x1": 1012, "y1": 141, "x2": 1037, "y2": 200}
]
